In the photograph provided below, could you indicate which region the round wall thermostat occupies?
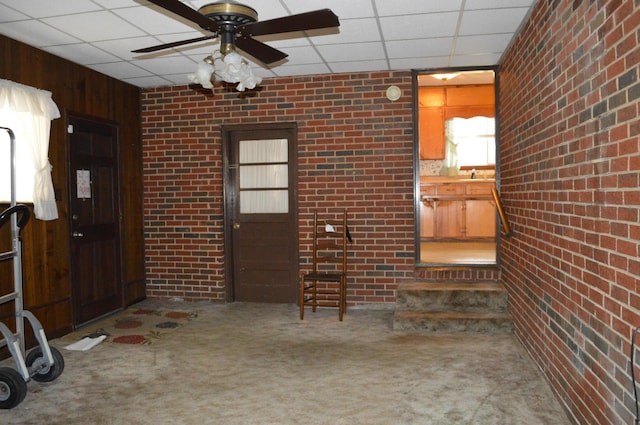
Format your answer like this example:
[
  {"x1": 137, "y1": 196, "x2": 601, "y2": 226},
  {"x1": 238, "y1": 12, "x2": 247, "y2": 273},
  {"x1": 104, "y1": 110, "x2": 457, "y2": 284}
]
[{"x1": 386, "y1": 85, "x2": 401, "y2": 101}]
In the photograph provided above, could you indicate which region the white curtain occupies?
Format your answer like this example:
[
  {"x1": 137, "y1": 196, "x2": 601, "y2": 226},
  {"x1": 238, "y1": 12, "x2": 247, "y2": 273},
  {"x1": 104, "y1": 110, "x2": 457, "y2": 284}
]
[
  {"x1": 0, "y1": 79, "x2": 60, "y2": 220},
  {"x1": 239, "y1": 139, "x2": 289, "y2": 214}
]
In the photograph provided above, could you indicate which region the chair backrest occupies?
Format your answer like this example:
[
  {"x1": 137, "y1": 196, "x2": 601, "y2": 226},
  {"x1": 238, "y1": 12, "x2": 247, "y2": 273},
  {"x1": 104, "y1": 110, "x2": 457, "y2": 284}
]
[{"x1": 311, "y1": 209, "x2": 348, "y2": 275}]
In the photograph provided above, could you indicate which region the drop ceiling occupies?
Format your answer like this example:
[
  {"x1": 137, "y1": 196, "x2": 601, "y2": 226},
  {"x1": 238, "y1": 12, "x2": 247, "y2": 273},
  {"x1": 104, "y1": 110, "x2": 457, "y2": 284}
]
[{"x1": 0, "y1": 0, "x2": 536, "y2": 88}]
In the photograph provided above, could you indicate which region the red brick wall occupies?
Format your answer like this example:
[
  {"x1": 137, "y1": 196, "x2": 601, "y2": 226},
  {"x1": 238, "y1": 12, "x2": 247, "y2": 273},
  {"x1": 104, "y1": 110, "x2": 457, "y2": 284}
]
[
  {"x1": 141, "y1": 72, "x2": 422, "y2": 303},
  {"x1": 500, "y1": 1, "x2": 640, "y2": 423}
]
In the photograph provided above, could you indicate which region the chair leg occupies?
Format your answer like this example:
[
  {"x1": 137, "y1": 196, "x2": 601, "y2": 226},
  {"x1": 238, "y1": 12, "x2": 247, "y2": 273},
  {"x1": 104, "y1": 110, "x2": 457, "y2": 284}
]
[
  {"x1": 299, "y1": 275, "x2": 305, "y2": 320},
  {"x1": 339, "y1": 277, "x2": 346, "y2": 321}
]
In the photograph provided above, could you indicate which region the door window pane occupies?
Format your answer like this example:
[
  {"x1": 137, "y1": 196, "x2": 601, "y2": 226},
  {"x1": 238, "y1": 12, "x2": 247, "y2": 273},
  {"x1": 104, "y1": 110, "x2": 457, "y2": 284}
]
[{"x1": 239, "y1": 138, "x2": 288, "y2": 214}]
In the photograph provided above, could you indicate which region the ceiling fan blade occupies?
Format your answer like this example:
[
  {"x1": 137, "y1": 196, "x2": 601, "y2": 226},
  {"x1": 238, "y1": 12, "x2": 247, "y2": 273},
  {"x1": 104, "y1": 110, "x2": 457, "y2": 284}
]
[
  {"x1": 235, "y1": 36, "x2": 288, "y2": 64},
  {"x1": 238, "y1": 9, "x2": 339, "y2": 37},
  {"x1": 145, "y1": 0, "x2": 219, "y2": 32},
  {"x1": 132, "y1": 35, "x2": 217, "y2": 53}
]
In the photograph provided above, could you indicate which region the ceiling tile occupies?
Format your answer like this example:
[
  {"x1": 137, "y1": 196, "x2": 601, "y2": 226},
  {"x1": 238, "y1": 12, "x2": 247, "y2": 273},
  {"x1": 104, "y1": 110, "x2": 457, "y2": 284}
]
[
  {"x1": 330, "y1": 60, "x2": 389, "y2": 73},
  {"x1": 454, "y1": 34, "x2": 514, "y2": 55},
  {"x1": 0, "y1": 0, "x2": 101, "y2": 18},
  {"x1": 92, "y1": 0, "x2": 151, "y2": 8},
  {"x1": 241, "y1": 0, "x2": 288, "y2": 21},
  {"x1": 374, "y1": 0, "x2": 463, "y2": 16},
  {"x1": 272, "y1": 63, "x2": 331, "y2": 77},
  {"x1": 451, "y1": 53, "x2": 502, "y2": 67},
  {"x1": 458, "y1": 8, "x2": 530, "y2": 35},
  {"x1": 42, "y1": 11, "x2": 146, "y2": 43},
  {"x1": 385, "y1": 38, "x2": 454, "y2": 59},
  {"x1": 380, "y1": 12, "x2": 459, "y2": 40},
  {"x1": 43, "y1": 43, "x2": 120, "y2": 65},
  {"x1": 88, "y1": 61, "x2": 153, "y2": 79},
  {"x1": 113, "y1": 5, "x2": 200, "y2": 34},
  {"x1": 282, "y1": 0, "x2": 375, "y2": 19},
  {"x1": 316, "y1": 42, "x2": 385, "y2": 62},
  {"x1": 310, "y1": 18, "x2": 381, "y2": 45},
  {"x1": 95, "y1": 37, "x2": 179, "y2": 61},
  {"x1": 123, "y1": 75, "x2": 174, "y2": 87},
  {"x1": 275, "y1": 45, "x2": 322, "y2": 65},
  {"x1": 391, "y1": 57, "x2": 451, "y2": 71},
  {"x1": 465, "y1": 0, "x2": 535, "y2": 9},
  {"x1": 0, "y1": 20, "x2": 80, "y2": 46},
  {"x1": 0, "y1": 4, "x2": 29, "y2": 21},
  {"x1": 134, "y1": 55, "x2": 198, "y2": 75}
]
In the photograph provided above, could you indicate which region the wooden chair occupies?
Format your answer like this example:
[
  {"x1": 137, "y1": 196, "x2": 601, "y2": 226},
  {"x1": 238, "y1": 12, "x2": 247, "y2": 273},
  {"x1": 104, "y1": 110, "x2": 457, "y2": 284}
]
[{"x1": 299, "y1": 210, "x2": 350, "y2": 321}]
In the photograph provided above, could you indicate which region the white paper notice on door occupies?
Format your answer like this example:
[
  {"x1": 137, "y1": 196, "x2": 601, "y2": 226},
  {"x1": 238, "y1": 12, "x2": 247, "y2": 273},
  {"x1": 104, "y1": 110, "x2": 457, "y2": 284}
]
[{"x1": 77, "y1": 170, "x2": 91, "y2": 199}]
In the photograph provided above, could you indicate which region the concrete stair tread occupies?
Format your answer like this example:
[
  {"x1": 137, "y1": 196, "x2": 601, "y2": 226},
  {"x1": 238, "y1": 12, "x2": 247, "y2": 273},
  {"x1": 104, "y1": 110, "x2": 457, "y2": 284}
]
[
  {"x1": 394, "y1": 310, "x2": 512, "y2": 321},
  {"x1": 393, "y1": 280, "x2": 513, "y2": 334},
  {"x1": 393, "y1": 310, "x2": 514, "y2": 334}
]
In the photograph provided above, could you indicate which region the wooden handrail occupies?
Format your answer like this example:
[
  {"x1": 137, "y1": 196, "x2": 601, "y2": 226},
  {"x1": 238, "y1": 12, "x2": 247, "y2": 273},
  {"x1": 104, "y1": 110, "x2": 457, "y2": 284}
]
[{"x1": 491, "y1": 186, "x2": 513, "y2": 237}]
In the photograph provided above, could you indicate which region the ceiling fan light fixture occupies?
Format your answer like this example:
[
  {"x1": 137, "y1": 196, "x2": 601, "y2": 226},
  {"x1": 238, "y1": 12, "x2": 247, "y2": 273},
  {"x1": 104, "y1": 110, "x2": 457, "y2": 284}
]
[
  {"x1": 216, "y1": 51, "x2": 262, "y2": 91},
  {"x1": 191, "y1": 49, "x2": 262, "y2": 92},
  {"x1": 188, "y1": 60, "x2": 216, "y2": 89}
]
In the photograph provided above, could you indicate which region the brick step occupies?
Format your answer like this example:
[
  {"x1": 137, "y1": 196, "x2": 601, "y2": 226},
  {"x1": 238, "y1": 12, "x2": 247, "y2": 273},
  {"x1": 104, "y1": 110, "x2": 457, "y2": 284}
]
[
  {"x1": 393, "y1": 281, "x2": 513, "y2": 334},
  {"x1": 395, "y1": 282, "x2": 508, "y2": 313},
  {"x1": 392, "y1": 310, "x2": 514, "y2": 334}
]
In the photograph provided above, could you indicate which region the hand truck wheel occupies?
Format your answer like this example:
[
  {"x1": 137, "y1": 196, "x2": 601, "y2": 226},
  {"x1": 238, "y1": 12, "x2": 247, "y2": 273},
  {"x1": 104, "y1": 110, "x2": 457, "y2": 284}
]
[
  {"x1": 26, "y1": 346, "x2": 65, "y2": 382},
  {"x1": 0, "y1": 367, "x2": 27, "y2": 409}
]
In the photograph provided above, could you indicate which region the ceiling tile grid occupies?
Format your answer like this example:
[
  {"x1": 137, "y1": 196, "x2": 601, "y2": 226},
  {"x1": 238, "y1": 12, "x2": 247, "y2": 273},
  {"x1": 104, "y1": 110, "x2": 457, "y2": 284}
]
[{"x1": 0, "y1": 0, "x2": 536, "y2": 88}]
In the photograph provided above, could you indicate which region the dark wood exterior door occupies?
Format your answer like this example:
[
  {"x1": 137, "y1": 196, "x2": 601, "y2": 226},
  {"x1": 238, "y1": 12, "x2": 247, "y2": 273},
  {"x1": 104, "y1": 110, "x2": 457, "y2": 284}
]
[
  {"x1": 67, "y1": 115, "x2": 122, "y2": 326},
  {"x1": 223, "y1": 123, "x2": 298, "y2": 303}
]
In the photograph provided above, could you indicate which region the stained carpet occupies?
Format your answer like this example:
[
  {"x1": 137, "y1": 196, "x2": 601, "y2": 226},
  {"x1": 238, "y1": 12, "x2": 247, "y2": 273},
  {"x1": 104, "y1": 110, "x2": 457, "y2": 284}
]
[{"x1": 0, "y1": 300, "x2": 572, "y2": 425}]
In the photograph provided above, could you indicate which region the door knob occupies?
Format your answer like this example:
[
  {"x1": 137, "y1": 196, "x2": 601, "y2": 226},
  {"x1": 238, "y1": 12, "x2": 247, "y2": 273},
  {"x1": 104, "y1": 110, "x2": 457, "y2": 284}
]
[
  {"x1": 233, "y1": 223, "x2": 240, "y2": 229},
  {"x1": 72, "y1": 231, "x2": 84, "y2": 238}
]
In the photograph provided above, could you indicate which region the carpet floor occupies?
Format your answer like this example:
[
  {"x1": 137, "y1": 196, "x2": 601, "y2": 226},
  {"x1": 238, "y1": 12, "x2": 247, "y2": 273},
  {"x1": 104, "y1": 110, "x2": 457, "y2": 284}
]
[{"x1": 1, "y1": 300, "x2": 572, "y2": 425}]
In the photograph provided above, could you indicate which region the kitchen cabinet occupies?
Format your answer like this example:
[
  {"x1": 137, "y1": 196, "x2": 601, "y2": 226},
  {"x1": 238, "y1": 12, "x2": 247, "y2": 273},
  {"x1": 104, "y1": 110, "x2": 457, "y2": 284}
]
[
  {"x1": 420, "y1": 180, "x2": 495, "y2": 240},
  {"x1": 418, "y1": 107, "x2": 445, "y2": 159}
]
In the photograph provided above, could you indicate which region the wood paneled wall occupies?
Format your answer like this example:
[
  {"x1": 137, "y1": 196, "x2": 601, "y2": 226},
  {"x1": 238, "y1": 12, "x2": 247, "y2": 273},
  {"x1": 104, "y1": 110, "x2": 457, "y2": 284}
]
[{"x1": 0, "y1": 35, "x2": 145, "y2": 340}]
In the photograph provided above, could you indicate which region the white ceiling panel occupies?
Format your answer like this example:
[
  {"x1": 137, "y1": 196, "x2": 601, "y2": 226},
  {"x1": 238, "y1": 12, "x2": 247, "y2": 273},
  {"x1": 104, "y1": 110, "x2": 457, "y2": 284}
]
[
  {"x1": 273, "y1": 63, "x2": 331, "y2": 77},
  {"x1": 374, "y1": 0, "x2": 464, "y2": 16},
  {"x1": 0, "y1": 4, "x2": 29, "y2": 22},
  {"x1": 385, "y1": 39, "x2": 454, "y2": 59},
  {"x1": 458, "y1": 8, "x2": 531, "y2": 35},
  {"x1": 282, "y1": 0, "x2": 375, "y2": 19},
  {"x1": 310, "y1": 18, "x2": 381, "y2": 45},
  {"x1": 43, "y1": 43, "x2": 121, "y2": 65},
  {"x1": 113, "y1": 6, "x2": 199, "y2": 34},
  {"x1": 275, "y1": 45, "x2": 322, "y2": 65},
  {"x1": 455, "y1": 34, "x2": 515, "y2": 55},
  {"x1": 4, "y1": 0, "x2": 101, "y2": 18},
  {"x1": 0, "y1": 0, "x2": 537, "y2": 88},
  {"x1": 89, "y1": 61, "x2": 152, "y2": 77},
  {"x1": 316, "y1": 42, "x2": 385, "y2": 62},
  {"x1": 1, "y1": 20, "x2": 81, "y2": 46},
  {"x1": 42, "y1": 11, "x2": 146, "y2": 42},
  {"x1": 380, "y1": 13, "x2": 460, "y2": 40}
]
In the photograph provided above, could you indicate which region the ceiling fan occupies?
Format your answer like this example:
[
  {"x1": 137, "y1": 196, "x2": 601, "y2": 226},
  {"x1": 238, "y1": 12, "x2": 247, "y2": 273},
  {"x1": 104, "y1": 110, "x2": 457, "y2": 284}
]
[{"x1": 133, "y1": 0, "x2": 340, "y2": 90}]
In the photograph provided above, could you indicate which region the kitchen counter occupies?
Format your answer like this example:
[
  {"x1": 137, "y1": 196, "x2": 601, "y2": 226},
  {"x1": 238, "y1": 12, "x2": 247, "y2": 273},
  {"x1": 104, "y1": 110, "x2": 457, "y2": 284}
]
[
  {"x1": 419, "y1": 178, "x2": 497, "y2": 239},
  {"x1": 420, "y1": 176, "x2": 495, "y2": 183}
]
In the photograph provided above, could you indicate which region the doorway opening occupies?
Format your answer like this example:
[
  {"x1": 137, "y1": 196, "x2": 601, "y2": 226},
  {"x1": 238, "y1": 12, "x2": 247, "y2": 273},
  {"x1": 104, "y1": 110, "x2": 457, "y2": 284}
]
[{"x1": 414, "y1": 68, "x2": 499, "y2": 266}]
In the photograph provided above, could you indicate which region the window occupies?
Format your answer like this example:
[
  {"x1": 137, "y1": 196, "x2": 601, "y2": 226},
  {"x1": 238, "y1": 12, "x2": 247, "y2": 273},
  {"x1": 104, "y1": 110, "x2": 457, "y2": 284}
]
[
  {"x1": 0, "y1": 79, "x2": 60, "y2": 220},
  {"x1": 446, "y1": 116, "x2": 495, "y2": 168}
]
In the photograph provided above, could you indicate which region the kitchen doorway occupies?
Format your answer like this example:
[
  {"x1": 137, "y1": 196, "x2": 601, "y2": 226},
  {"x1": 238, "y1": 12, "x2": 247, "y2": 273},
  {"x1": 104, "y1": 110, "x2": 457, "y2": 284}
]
[{"x1": 414, "y1": 67, "x2": 499, "y2": 266}]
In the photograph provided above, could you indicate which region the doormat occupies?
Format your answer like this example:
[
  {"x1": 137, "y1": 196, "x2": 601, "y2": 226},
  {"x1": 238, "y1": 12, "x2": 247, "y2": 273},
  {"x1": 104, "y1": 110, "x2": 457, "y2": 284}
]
[{"x1": 69, "y1": 308, "x2": 198, "y2": 346}]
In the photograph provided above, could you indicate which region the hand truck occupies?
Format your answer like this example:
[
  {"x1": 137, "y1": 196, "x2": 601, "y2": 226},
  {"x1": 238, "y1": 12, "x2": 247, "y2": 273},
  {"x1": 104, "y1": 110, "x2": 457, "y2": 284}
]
[{"x1": 0, "y1": 126, "x2": 64, "y2": 409}]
